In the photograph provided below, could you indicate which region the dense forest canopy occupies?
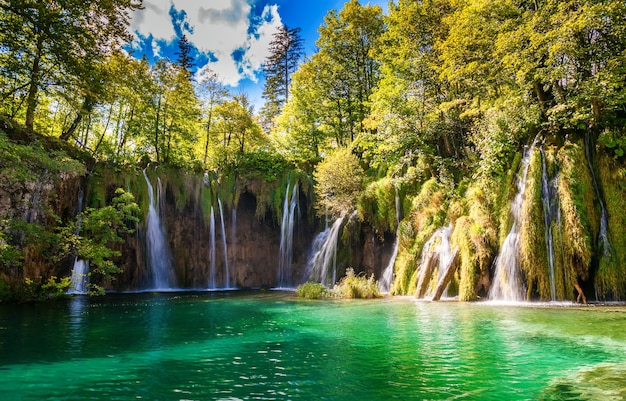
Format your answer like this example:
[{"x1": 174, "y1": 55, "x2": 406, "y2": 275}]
[{"x1": 2, "y1": 0, "x2": 626, "y2": 301}]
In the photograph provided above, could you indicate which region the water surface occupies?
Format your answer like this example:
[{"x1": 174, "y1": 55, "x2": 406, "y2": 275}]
[{"x1": 1, "y1": 292, "x2": 625, "y2": 400}]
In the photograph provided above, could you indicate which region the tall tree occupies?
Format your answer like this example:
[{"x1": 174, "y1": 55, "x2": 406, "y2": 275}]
[
  {"x1": 196, "y1": 69, "x2": 229, "y2": 168},
  {"x1": 261, "y1": 24, "x2": 304, "y2": 129},
  {"x1": 175, "y1": 34, "x2": 194, "y2": 80},
  {"x1": 0, "y1": 0, "x2": 142, "y2": 132}
]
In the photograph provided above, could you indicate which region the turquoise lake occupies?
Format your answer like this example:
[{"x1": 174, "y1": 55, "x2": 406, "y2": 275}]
[{"x1": 1, "y1": 291, "x2": 625, "y2": 400}]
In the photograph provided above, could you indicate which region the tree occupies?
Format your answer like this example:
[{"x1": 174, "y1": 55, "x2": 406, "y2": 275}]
[
  {"x1": 213, "y1": 94, "x2": 262, "y2": 164},
  {"x1": 0, "y1": 0, "x2": 142, "y2": 132},
  {"x1": 260, "y1": 24, "x2": 304, "y2": 128},
  {"x1": 175, "y1": 34, "x2": 194, "y2": 80},
  {"x1": 313, "y1": 147, "x2": 364, "y2": 216},
  {"x1": 196, "y1": 69, "x2": 229, "y2": 168}
]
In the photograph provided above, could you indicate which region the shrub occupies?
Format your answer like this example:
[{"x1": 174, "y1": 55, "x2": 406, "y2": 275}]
[
  {"x1": 296, "y1": 282, "x2": 328, "y2": 299},
  {"x1": 332, "y1": 268, "x2": 381, "y2": 299}
]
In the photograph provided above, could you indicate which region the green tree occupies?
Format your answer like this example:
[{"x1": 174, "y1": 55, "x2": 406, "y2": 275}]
[
  {"x1": 313, "y1": 147, "x2": 364, "y2": 216},
  {"x1": 196, "y1": 69, "x2": 229, "y2": 168},
  {"x1": 260, "y1": 24, "x2": 304, "y2": 129},
  {"x1": 175, "y1": 34, "x2": 194, "y2": 80},
  {"x1": 0, "y1": 0, "x2": 142, "y2": 132}
]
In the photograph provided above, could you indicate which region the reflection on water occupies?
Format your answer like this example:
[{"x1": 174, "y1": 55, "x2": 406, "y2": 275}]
[{"x1": 0, "y1": 293, "x2": 625, "y2": 400}]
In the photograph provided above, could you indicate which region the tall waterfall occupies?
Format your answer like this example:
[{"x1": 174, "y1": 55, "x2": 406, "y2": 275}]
[
  {"x1": 277, "y1": 182, "x2": 299, "y2": 288},
  {"x1": 489, "y1": 140, "x2": 536, "y2": 302},
  {"x1": 208, "y1": 206, "x2": 217, "y2": 289},
  {"x1": 307, "y1": 211, "x2": 351, "y2": 287},
  {"x1": 217, "y1": 199, "x2": 231, "y2": 289},
  {"x1": 379, "y1": 186, "x2": 401, "y2": 293},
  {"x1": 540, "y1": 146, "x2": 558, "y2": 301},
  {"x1": 68, "y1": 187, "x2": 89, "y2": 294},
  {"x1": 415, "y1": 225, "x2": 454, "y2": 299},
  {"x1": 143, "y1": 169, "x2": 176, "y2": 290}
]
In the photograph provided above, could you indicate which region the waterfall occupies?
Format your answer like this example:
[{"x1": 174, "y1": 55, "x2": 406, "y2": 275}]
[
  {"x1": 68, "y1": 187, "x2": 89, "y2": 294},
  {"x1": 584, "y1": 132, "x2": 610, "y2": 256},
  {"x1": 208, "y1": 206, "x2": 216, "y2": 289},
  {"x1": 217, "y1": 198, "x2": 231, "y2": 288},
  {"x1": 143, "y1": 169, "x2": 176, "y2": 290},
  {"x1": 277, "y1": 182, "x2": 299, "y2": 288},
  {"x1": 231, "y1": 207, "x2": 237, "y2": 287},
  {"x1": 489, "y1": 140, "x2": 537, "y2": 302},
  {"x1": 307, "y1": 211, "x2": 350, "y2": 287},
  {"x1": 379, "y1": 186, "x2": 401, "y2": 293},
  {"x1": 540, "y1": 146, "x2": 558, "y2": 301},
  {"x1": 68, "y1": 258, "x2": 89, "y2": 294},
  {"x1": 415, "y1": 225, "x2": 454, "y2": 299}
]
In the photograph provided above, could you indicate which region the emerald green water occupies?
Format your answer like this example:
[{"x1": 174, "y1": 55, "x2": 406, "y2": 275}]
[{"x1": 1, "y1": 292, "x2": 626, "y2": 400}]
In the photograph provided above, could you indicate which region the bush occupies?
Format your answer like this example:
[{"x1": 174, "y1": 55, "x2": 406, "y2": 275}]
[
  {"x1": 296, "y1": 282, "x2": 328, "y2": 299},
  {"x1": 332, "y1": 268, "x2": 381, "y2": 299}
]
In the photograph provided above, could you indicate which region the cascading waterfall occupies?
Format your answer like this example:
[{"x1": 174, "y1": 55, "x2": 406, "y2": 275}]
[
  {"x1": 217, "y1": 199, "x2": 231, "y2": 289},
  {"x1": 208, "y1": 206, "x2": 217, "y2": 289},
  {"x1": 584, "y1": 132, "x2": 610, "y2": 256},
  {"x1": 68, "y1": 187, "x2": 89, "y2": 294},
  {"x1": 143, "y1": 169, "x2": 177, "y2": 290},
  {"x1": 489, "y1": 140, "x2": 537, "y2": 302},
  {"x1": 415, "y1": 225, "x2": 454, "y2": 298},
  {"x1": 379, "y1": 186, "x2": 401, "y2": 293},
  {"x1": 307, "y1": 211, "x2": 351, "y2": 287},
  {"x1": 277, "y1": 182, "x2": 299, "y2": 288},
  {"x1": 540, "y1": 146, "x2": 558, "y2": 301}
]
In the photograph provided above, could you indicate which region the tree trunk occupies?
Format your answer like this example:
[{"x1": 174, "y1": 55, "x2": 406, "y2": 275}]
[
  {"x1": 415, "y1": 252, "x2": 438, "y2": 299},
  {"x1": 25, "y1": 35, "x2": 44, "y2": 131},
  {"x1": 432, "y1": 249, "x2": 459, "y2": 301},
  {"x1": 61, "y1": 96, "x2": 94, "y2": 141},
  {"x1": 203, "y1": 106, "x2": 213, "y2": 167}
]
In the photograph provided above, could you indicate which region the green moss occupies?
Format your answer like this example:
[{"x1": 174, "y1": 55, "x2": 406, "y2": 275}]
[
  {"x1": 357, "y1": 177, "x2": 398, "y2": 235},
  {"x1": 390, "y1": 178, "x2": 448, "y2": 295},
  {"x1": 519, "y1": 150, "x2": 551, "y2": 300},
  {"x1": 451, "y1": 180, "x2": 498, "y2": 301},
  {"x1": 595, "y1": 155, "x2": 626, "y2": 300},
  {"x1": 557, "y1": 141, "x2": 595, "y2": 285}
]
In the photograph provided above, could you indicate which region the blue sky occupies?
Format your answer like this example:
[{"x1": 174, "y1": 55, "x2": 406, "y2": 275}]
[{"x1": 128, "y1": 0, "x2": 388, "y2": 111}]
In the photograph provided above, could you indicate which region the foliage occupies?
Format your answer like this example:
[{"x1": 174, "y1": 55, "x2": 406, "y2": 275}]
[
  {"x1": 331, "y1": 268, "x2": 381, "y2": 299},
  {"x1": 261, "y1": 24, "x2": 305, "y2": 128},
  {"x1": 60, "y1": 188, "x2": 140, "y2": 294},
  {"x1": 357, "y1": 177, "x2": 399, "y2": 235},
  {"x1": 313, "y1": 147, "x2": 364, "y2": 216},
  {"x1": 296, "y1": 282, "x2": 328, "y2": 299}
]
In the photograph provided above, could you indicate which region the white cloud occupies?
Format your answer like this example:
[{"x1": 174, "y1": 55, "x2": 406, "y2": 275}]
[{"x1": 130, "y1": 0, "x2": 283, "y2": 88}]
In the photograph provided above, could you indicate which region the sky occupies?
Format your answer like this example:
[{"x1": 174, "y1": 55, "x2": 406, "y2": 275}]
[{"x1": 127, "y1": 0, "x2": 388, "y2": 111}]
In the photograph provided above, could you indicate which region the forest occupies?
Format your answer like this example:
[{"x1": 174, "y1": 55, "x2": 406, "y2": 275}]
[{"x1": 1, "y1": 0, "x2": 626, "y2": 302}]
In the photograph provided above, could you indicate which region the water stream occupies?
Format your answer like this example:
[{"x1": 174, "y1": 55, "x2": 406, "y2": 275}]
[
  {"x1": 489, "y1": 140, "x2": 537, "y2": 302},
  {"x1": 68, "y1": 187, "x2": 89, "y2": 294},
  {"x1": 277, "y1": 182, "x2": 299, "y2": 288},
  {"x1": 380, "y1": 187, "x2": 401, "y2": 293},
  {"x1": 584, "y1": 131, "x2": 611, "y2": 256},
  {"x1": 540, "y1": 146, "x2": 558, "y2": 301},
  {"x1": 307, "y1": 211, "x2": 352, "y2": 286},
  {"x1": 142, "y1": 169, "x2": 176, "y2": 290}
]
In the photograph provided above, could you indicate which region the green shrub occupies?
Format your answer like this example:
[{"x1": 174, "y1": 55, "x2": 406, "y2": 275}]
[
  {"x1": 296, "y1": 282, "x2": 328, "y2": 299},
  {"x1": 332, "y1": 268, "x2": 381, "y2": 299}
]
